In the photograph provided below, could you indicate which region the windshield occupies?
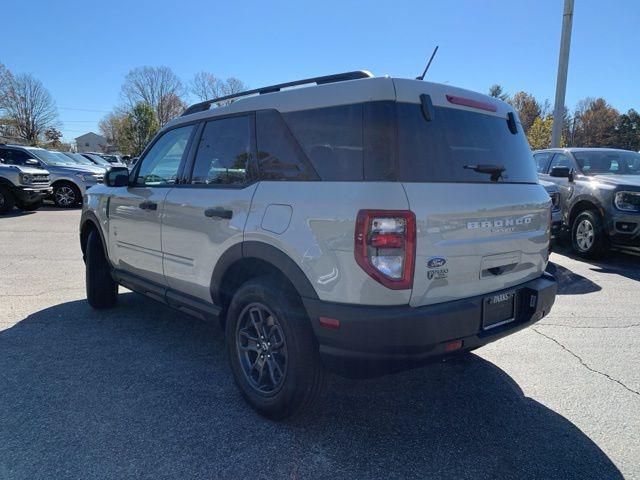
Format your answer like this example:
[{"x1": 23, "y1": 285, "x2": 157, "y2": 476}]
[
  {"x1": 100, "y1": 155, "x2": 120, "y2": 163},
  {"x1": 64, "y1": 152, "x2": 94, "y2": 165},
  {"x1": 84, "y1": 153, "x2": 111, "y2": 166},
  {"x1": 27, "y1": 148, "x2": 78, "y2": 166},
  {"x1": 573, "y1": 150, "x2": 640, "y2": 175}
]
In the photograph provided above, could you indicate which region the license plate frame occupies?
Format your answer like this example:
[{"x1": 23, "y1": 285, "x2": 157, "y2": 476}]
[{"x1": 482, "y1": 290, "x2": 516, "y2": 330}]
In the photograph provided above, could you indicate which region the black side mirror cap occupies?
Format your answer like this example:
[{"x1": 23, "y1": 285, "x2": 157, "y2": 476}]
[
  {"x1": 105, "y1": 167, "x2": 130, "y2": 187},
  {"x1": 507, "y1": 112, "x2": 518, "y2": 134},
  {"x1": 550, "y1": 166, "x2": 574, "y2": 181}
]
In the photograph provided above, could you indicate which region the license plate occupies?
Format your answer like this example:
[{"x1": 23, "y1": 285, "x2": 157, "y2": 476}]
[{"x1": 482, "y1": 291, "x2": 516, "y2": 329}]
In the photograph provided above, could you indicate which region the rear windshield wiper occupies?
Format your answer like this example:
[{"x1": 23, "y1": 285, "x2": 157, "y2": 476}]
[{"x1": 464, "y1": 164, "x2": 506, "y2": 182}]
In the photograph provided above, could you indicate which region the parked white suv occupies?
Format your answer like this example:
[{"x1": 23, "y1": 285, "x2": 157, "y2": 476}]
[{"x1": 80, "y1": 71, "x2": 557, "y2": 418}]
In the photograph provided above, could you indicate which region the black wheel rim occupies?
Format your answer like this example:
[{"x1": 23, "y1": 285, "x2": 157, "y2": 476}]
[
  {"x1": 235, "y1": 302, "x2": 287, "y2": 395},
  {"x1": 0, "y1": 192, "x2": 5, "y2": 208},
  {"x1": 55, "y1": 186, "x2": 76, "y2": 206}
]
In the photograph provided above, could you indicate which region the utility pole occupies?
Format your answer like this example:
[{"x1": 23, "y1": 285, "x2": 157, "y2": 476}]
[{"x1": 551, "y1": 0, "x2": 574, "y2": 147}]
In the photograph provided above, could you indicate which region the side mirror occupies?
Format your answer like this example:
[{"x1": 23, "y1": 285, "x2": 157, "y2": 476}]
[
  {"x1": 105, "y1": 167, "x2": 130, "y2": 187},
  {"x1": 550, "y1": 166, "x2": 573, "y2": 181},
  {"x1": 25, "y1": 158, "x2": 40, "y2": 166},
  {"x1": 0, "y1": 158, "x2": 5, "y2": 164}
]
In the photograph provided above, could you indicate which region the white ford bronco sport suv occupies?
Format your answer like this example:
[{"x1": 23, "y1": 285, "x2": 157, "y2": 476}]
[{"x1": 80, "y1": 71, "x2": 557, "y2": 419}]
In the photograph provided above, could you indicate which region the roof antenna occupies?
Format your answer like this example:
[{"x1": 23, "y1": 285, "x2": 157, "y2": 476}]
[{"x1": 416, "y1": 46, "x2": 439, "y2": 81}]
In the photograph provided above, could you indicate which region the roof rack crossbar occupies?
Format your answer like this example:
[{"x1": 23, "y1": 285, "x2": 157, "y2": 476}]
[{"x1": 181, "y1": 70, "x2": 373, "y2": 116}]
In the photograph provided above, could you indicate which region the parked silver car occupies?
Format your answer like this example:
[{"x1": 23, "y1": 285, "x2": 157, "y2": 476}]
[
  {"x1": 81, "y1": 71, "x2": 557, "y2": 418},
  {"x1": 0, "y1": 145, "x2": 104, "y2": 207}
]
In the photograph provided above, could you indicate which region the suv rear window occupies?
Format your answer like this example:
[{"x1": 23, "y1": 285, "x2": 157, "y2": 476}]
[{"x1": 396, "y1": 103, "x2": 538, "y2": 183}]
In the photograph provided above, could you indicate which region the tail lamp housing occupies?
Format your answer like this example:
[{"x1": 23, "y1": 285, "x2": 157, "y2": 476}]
[{"x1": 354, "y1": 210, "x2": 416, "y2": 290}]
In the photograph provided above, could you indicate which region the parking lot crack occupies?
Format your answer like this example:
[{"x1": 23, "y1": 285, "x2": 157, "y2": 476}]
[
  {"x1": 532, "y1": 327, "x2": 640, "y2": 397},
  {"x1": 536, "y1": 322, "x2": 640, "y2": 329}
]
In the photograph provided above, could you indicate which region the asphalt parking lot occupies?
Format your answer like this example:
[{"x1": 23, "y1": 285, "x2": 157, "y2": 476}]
[{"x1": 1, "y1": 207, "x2": 638, "y2": 480}]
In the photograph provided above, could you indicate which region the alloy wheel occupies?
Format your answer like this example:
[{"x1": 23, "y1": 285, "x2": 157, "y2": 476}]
[
  {"x1": 235, "y1": 302, "x2": 288, "y2": 395},
  {"x1": 575, "y1": 218, "x2": 595, "y2": 251},
  {"x1": 55, "y1": 186, "x2": 76, "y2": 206}
]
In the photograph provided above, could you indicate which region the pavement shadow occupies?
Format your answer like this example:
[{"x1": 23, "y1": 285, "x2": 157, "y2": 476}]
[
  {"x1": 546, "y1": 261, "x2": 601, "y2": 295},
  {"x1": 0, "y1": 293, "x2": 622, "y2": 480},
  {"x1": 552, "y1": 242, "x2": 640, "y2": 284},
  {"x1": 0, "y1": 210, "x2": 36, "y2": 218}
]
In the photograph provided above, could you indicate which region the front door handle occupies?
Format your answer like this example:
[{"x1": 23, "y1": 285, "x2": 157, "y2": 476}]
[
  {"x1": 204, "y1": 208, "x2": 233, "y2": 219},
  {"x1": 139, "y1": 201, "x2": 158, "y2": 211}
]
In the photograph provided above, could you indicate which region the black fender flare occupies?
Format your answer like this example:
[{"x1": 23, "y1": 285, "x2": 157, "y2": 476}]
[
  {"x1": 210, "y1": 241, "x2": 319, "y2": 305},
  {"x1": 567, "y1": 194, "x2": 606, "y2": 224},
  {"x1": 79, "y1": 210, "x2": 109, "y2": 261}
]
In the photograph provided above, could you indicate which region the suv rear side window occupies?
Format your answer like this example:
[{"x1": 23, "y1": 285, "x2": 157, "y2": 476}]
[
  {"x1": 256, "y1": 110, "x2": 318, "y2": 181},
  {"x1": 191, "y1": 115, "x2": 253, "y2": 185},
  {"x1": 0, "y1": 149, "x2": 34, "y2": 166},
  {"x1": 283, "y1": 104, "x2": 363, "y2": 181},
  {"x1": 396, "y1": 104, "x2": 538, "y2": 183}
]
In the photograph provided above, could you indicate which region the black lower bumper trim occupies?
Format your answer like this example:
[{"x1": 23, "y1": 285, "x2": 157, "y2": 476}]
[{"x1": 303, "y1": 273, "x2": 557, "y2": 378}]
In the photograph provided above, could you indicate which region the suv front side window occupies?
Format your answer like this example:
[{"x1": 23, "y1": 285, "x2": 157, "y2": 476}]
[
  {"x1": 534, "y1": 152, "x2": 552, "y2": 173},
  {"x1": 135, "y1": 125, "x2": 195, "y2": 186},
  {"x1": 190, "y1": 115, "x2": 253, "y2": 186},
  {"x1": 548, "y1": 153, "x2": 574, "y2": 173}
]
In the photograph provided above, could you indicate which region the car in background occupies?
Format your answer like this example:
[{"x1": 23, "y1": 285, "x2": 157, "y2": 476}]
[
  {"x1": 540, "y1": 179, "x2": 562, "y2": 236},
  {"x1": 84, "y1": 152, "x2": 127, "y2": 168},
  {"x1": 535, "y1": 147, "x2": 640, "y2": 257},
  {"x1": 0, "y1": 152, "x2": 51, "y2": 213},
  {"x1": 63, "y1": 152, "x2": 109, "y2": 172},
  {"x1": 0, "y1": 145, "x2": 104, "y2": 208},
  {"x1": 80, "y1": 153, "x2": 117, "y2": 169}
]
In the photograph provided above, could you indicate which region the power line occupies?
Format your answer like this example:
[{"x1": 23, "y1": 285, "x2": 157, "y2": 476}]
[{"x1": 59, "y1": 106, "x2": 110, "y2": 113}]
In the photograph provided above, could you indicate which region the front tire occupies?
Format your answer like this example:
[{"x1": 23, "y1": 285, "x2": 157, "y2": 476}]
[
  {"x1": 226, "y1": 276, "x2": 326, "y2": 419},
  {"x1": 571, "y1": 210, "x2": 608, "y2": 259},
  {"x1": 86, "y1": 230, "x2": 118, "y2": 309},
  {"x1": 0, "y1": 186, "x2": 15, "y2": 214},
  {"x1": 53, "y1": 182, "x2": 81, "y2": 208}
]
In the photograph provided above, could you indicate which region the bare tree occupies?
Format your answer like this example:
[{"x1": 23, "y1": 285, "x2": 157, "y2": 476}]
[
  {"x1": 3, "y1": 73, "x2": 59, "y2": 144},
  {"x1": 121, "y1": 66, "x2": 185, "y2": 125},
  {"x1": 189, "y1": 72, "x2": 247, "y2": 106},
  {"x1": 190, "y1": 71, "x2": 225, "y2": 101},
  {"x1": 0, "y1": 63, "x2": 13, "y2": 110}
]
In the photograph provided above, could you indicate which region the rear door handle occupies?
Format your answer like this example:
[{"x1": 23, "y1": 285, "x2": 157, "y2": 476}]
[
  {"x1": 204, "y1": 208, "x2": 233, "y2": 219},
  {"x1": 139, "y1": 201, "x2": 158, "y2": 211}
]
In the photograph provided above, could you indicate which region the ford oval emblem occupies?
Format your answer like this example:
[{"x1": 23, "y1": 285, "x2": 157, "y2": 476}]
[{"x1": 427, "y1": 256, "x2": 447, "y2": 268}]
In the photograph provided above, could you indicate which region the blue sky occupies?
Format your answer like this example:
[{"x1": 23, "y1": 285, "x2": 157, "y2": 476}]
[{"x1": 2, "y1": 0, "x2": 639, "y2": 142}]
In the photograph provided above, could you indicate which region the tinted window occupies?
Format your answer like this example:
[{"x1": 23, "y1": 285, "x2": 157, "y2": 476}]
[
  {"x1": 548, "y1": 153, "x2": 573, "y2": 171},
  {"x1": 256, "y1": 110, "x2": 318, "y2": 181},
  {"x1": 364, "y1": 101, "x2": 397, "y2": 181},
  {"x1": 573, "y1": 150, "x2": 640, "y2": 175},
  {"x1": 534, "y1": 152, "x2": 553, "y2": 173},
  {"x1": 0, "y1": 149, "x2": 34, "y2": 165},
  {"x1": 284, "y1": 104, "x2": 363, "y2": 181},
  {"x1": 191, "y1": 115, "x2": 252, "y2": 185},
  {"x1": 396, "y1": 104, "x2": 538, "y2": 183},
  {"x1": 136, "y1": 125, "x2": 194, "y2": 186}
]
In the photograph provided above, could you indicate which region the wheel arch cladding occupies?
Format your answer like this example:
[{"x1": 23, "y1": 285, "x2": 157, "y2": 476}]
[
  {"x1": 211, "y1": 241, "x2": 319, "y2": 310},
  {"x1": 80, "y1": 212, "x2": 108, "y2": 260},
  {"x1": 569, "y1": 198, "x2": 604, "y2": 225}
]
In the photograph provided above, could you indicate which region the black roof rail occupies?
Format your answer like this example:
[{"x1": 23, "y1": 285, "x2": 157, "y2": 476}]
[{"x1": 181, "y1": 70, "x2": 374, "y2": 117}]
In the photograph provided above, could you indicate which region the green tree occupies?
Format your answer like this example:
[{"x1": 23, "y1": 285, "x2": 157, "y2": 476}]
[
  {"x1": 121, "y1": 102, "x2": 159, "y2": 156},
  {"x1": 509, "y1": 91, "x2": 542, "y2": 134},
  {"x1": 488, "y1": 84, "x2": 509, "y2": 101},
  {"x1": 573, "y1": 98, "x2": 619, "y2": 147},
  {"x1": 614, "y1": 109, "x2": 640, "y2": 151},
  {"x1": 527, "y1": 116, "x2": 556, "y2": 150}
]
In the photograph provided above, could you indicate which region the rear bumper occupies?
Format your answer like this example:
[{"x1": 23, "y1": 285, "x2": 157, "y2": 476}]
[{"x1": 303, "y1": 273, "x2": 557, "y2": 378}]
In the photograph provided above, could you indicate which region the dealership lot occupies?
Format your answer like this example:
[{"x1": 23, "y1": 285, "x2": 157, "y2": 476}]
[{"x1": 0, "y1": 208, "x2": 638, "y2": 480}]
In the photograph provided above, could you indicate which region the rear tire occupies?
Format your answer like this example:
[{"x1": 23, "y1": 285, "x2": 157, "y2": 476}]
[
  {"x1": 16, "y1": 199, "x2": 43, "y2": 211},
  {"x1": 86, "y1": 230, "x2": 118, "y2": 309},
  {"x1": 571, "y1": 210, "x2": 608, "y2": 259},
  {"x1": 226, "y1": 276, "x2": 326, "y2": 419},
  {"x1": 53, "y1": 182, "x2": 81, "y2": 208},
  {"x1": 0, "y1": 186, "x2": 15, "y2": 214}
]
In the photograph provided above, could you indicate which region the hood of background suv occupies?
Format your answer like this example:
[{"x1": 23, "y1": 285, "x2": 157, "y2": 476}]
[
  {"x1": 591, "y1": 174, "x2": 640, "y2": 187},
  {"x1": 0, "y1": 164, "x2": 49, "y2": 175}
]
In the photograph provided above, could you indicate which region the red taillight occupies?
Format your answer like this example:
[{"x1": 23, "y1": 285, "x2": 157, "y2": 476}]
[
  {"x1": 446, "y1": 94, "x2": 497, "y2": 112},
  {"x1": 354, "y1": 210, "x2": 416, "y2": 290}
]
